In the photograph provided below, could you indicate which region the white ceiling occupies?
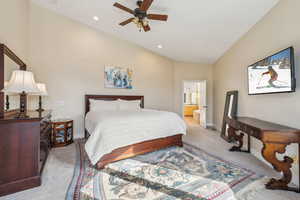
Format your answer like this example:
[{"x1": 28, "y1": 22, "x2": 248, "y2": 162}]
[{"x1": 31, "y1": 0, "x2": 279, "y2": 64}]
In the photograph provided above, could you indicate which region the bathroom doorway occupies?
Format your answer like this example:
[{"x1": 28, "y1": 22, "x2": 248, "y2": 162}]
[{"x1": 182, "y1": 80, "x2": 207, "y2": 128}]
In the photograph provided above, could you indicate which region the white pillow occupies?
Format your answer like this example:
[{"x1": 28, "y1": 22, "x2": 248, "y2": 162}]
[
  {"x1": 89, "y1": 99, "x2": 118, "y2": 112},
  {"x1": 118, "y1": 99, "x2": 141, "y2": 111}
]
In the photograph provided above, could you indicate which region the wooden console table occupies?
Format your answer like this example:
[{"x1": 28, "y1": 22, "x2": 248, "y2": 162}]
[{"x1": 225, "y1": 116, "x2": 300, "y2": 193}]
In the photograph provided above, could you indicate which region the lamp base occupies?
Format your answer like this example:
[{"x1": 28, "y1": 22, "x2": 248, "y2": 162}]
[
  {"x1": 14, "y1": 112, "x2": 29, "y2": 119},
  {"x1": 36, "y1": 96, "x2": 45, "y2": 113}
]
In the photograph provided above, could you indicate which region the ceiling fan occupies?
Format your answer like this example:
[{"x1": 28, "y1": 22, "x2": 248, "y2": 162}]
[{"x1": 113, "y1": 0, "x2": 168, "y2": 32}]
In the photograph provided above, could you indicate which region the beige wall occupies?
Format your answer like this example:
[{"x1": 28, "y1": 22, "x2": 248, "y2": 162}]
[
  {"x1": 28, "y1": 3, "x2": 175, "y2": 138},
  {"x1": 173, "y1": 62, "x2": 213, "y2": 124},
  {"x1": 213, "y1": 0, "x2": 300, "y2": 185},
  {"x1": 0, "y1": 0, "x2": 29, "y2": 113},
  {"x1": 0, "y1": 0, "x2": 29, "y2": 62}
]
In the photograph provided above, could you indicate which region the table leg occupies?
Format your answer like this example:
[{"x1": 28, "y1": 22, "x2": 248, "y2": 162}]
[
  {"x1": 228, "y1": 126, "x2": 245, "y2": 152},
  {"x1": 247, "y1": 134, "x2": 251, "y2": 153},
  {"x1": 262, "y1": 142, "x2": 299, "y2": 192}
]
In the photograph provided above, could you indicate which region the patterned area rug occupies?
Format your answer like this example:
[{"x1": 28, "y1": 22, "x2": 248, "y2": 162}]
[{"x1": 66, "y1": 140, "x2": 265, "y2": 200}]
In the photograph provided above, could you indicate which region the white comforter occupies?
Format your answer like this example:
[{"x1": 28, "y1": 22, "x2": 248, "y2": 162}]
[{"x1": 85, "y1": 109, "x2": 187, "y2": 165}]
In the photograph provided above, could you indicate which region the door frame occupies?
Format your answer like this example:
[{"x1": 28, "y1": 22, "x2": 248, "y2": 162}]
[{"x1": 181, "y1": 80, "x2": 207, "y2": 125}]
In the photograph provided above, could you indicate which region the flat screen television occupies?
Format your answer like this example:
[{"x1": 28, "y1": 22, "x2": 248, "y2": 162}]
[{"x1": 247, "y1": 47, "x2": 296, "y2": 95}]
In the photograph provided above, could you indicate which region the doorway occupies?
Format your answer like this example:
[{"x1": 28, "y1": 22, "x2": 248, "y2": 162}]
[{"x1": 182, "y1": 80, "x2": 207, "y2": 128}]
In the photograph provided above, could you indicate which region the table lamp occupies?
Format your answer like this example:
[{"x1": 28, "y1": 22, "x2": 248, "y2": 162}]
[
  {"x1": 4, "y1": 81, "x2": 10, "y2": 110},
  {"x1": 2, "y1": 70, "x2": 40, "y2": 118},
  {"x1": 35, "y1": 83, "x2": 48, "y2": 112}
]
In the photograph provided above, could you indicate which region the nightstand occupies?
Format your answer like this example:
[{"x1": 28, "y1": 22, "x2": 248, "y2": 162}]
[{"x1": 51, "y1": 119, "x2": 73, "y2": 147}]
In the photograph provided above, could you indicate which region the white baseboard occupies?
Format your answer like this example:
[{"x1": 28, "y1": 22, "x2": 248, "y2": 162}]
[{"x1": 206, "y1": 123, "x2": 214, "y2": 127}]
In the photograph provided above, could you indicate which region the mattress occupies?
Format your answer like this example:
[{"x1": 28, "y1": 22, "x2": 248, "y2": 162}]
[{"x1": 85, "y1": 109, "x2": 187, "y2": 165}]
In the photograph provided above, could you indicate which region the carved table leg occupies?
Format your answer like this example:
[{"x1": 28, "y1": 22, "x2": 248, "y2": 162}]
[
  {"x1": 262, "y1": 142, "x2": 298, "y2": 192},
  {"x1": 228, "y1": 126, "x2": 245, "y2": 152}
]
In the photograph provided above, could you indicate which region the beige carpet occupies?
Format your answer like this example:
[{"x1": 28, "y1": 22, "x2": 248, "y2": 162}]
[{"x1": 1, "y1": 122, "x2": 299, "y2": 200}]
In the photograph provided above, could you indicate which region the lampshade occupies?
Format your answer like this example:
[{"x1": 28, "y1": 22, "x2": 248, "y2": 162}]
[
  {"x1": 4, "y1": 81, "x2": 9, "y2": 92},
  {"x1": 3, "y1": 70, "x2": 40, "y2": 94},
  {"x1": 35, "y1": 83, "x2": 48, "y2": 96}
]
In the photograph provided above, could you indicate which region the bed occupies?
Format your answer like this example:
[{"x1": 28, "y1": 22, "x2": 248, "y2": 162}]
[{"x1": 84, "y1": 95, "x2": 186, "y2": 169}]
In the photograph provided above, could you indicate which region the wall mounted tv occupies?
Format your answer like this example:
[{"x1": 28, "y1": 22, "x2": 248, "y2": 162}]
[{"x1": 247, "y1": 47, "x2": 296, "y2": 95}]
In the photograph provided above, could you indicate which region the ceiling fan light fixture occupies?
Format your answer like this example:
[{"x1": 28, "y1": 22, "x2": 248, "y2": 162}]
[
  {"x1": 132, "y1": 17, "x2": 139, "y2": 24},
  {"x1": 142, "y1": 19, "x2": 149, "y2": 26},
  {"x1": 137, "y1": 22, "x2": 143, "y2": 28},
  {"x1": 93, "y1": 16, "x2": 99, "y2": 21},
  {"x1": 114, "y1": 0, "x2": 168, "y2": 32}
]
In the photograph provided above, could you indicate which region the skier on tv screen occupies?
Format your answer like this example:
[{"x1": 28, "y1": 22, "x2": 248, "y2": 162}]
[{"x1": 261, "y1": 66, "x2": 278, "y2": 88}]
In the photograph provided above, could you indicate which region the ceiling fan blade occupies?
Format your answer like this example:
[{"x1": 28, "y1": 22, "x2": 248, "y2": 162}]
[
  {"x1": 143, "y1": 24, "x2": 151, "y2": 32},
  {"x1": 113, "y1": 3, "x2": 134, "y2": 15},
  {"x1": 147, "y1": 14, "x2": 168, "y2": 21},
  {"x1": 140, "y1": 0, "x2": 154, "y2": 11},
  {"x1": 119, "y1": 18, "x2": 134, "y2": 26}
]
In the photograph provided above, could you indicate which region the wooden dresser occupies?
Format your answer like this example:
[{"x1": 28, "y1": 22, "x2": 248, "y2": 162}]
[{"x1": 0, "y1": 110, "x2": 52, "y2": 197}]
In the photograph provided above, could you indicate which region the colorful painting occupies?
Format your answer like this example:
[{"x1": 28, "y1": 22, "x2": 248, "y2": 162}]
[{"x1": 104, "y1": 66, "x2": 133, "y2": 89}]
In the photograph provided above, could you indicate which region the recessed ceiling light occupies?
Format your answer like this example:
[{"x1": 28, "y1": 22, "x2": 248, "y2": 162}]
[
  {"x1": 157, "y1": 44, "x2": 163, "y2": 49},
  {"x1": 93, "y1": 16, "x2": 99, "y2": 21}
]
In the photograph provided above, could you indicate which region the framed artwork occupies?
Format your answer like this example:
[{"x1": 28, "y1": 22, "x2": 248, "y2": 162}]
[{"x1": 104, "y1": 66, "x2": 133, "y2": 89}]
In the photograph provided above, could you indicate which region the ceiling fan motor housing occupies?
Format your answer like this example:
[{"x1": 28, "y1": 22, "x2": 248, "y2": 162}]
[{"x1": 134, "y1": 8, "x2": 147, "y2": 20}]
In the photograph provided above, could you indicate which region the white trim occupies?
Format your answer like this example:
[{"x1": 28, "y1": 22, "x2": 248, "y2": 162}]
[{"x1": 206, "y1": 123, "x2": 214, "y2": 127}]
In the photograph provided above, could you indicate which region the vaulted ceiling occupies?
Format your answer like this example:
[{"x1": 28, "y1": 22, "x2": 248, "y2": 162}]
[{"x1": 31, "y1": 0, "x2": 279, "y2": 64}]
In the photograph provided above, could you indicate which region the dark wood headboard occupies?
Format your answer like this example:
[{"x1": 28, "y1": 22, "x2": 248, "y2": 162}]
[{"x1": 85, "y1": 95, "x2": 144, "y2": 115}]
